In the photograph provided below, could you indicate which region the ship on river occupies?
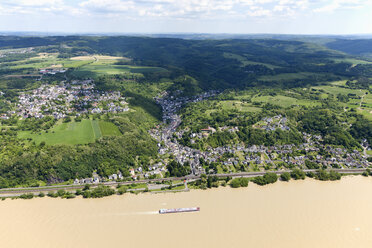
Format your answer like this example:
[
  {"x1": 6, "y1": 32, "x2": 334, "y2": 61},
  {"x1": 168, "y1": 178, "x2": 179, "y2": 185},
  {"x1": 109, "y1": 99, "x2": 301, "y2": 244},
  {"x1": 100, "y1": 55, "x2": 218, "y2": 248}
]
[{"x1": 159, "y1": 207, "x2": 200, "y2": 214}]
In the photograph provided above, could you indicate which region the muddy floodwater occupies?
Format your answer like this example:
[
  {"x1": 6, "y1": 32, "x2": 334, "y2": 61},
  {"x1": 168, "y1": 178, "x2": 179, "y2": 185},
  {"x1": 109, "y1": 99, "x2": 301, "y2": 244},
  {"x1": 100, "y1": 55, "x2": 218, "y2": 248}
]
[{"x1": 1, "y1": 176, "x2": 372, "y2": 248}]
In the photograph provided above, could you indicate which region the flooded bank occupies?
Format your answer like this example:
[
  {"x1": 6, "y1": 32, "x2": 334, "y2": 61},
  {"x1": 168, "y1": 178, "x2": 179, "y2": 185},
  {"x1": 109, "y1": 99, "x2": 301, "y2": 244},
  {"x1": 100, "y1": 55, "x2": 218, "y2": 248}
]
[{"x1": 1, "y1": 176, "x2": 372, "y2": 248}]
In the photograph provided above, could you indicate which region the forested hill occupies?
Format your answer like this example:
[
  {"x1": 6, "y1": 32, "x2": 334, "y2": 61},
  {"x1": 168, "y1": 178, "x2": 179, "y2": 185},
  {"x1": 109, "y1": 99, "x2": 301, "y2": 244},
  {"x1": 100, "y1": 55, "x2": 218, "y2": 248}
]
[
  {"x1": 326, "y1": 39, "x2": 372, "y2": 57},
  {"x1": 1, "y1": 36, "x2": 371, "y2": 91}
]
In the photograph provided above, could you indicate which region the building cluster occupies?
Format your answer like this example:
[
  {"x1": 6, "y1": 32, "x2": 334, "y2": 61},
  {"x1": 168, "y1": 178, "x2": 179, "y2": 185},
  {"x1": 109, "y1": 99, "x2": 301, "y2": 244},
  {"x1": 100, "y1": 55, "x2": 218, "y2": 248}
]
[
  {"x1": 257, "y1": 115, "x2": 290, "y2": 131},
  {"x1": 39, "y1": 68, "x2": 67, "y2": 75},
  {"x1": 0, "y1": 47, "x2": 34, "y2": 57},
  {"x1": 150, "y1": 91, "x2": 370, "y2": 176},
  {"x1": 13, "y1": 80, "x2": 129, "y2": 119},
  {"x1": 151, "y1": 91, "x2": 218, "y2": 175},
  {"x1": 73, "y1": 172, "x2": 125, "y2": 185}
]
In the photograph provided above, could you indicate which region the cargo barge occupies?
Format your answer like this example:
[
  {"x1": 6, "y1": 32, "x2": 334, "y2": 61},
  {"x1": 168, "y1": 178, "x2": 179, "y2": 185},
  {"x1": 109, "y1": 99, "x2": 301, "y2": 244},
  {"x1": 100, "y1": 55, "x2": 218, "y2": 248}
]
[{"x1": 159, "y1": 207, "x2": 200, "y2": 214}]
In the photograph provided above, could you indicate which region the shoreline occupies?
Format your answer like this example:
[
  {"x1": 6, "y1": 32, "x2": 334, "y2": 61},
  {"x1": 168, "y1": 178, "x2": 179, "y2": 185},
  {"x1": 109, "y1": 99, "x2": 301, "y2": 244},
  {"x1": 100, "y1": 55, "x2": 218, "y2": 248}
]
[{"x1": 1, "y1": 171, "x2": 370, "y2": 201}]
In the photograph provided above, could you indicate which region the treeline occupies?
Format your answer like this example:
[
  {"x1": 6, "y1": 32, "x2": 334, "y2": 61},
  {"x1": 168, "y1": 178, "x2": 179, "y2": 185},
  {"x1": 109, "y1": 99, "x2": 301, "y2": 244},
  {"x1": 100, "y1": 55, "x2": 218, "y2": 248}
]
[{"x1": 0, "y1": 111, "x2": 159, "y2": 188}]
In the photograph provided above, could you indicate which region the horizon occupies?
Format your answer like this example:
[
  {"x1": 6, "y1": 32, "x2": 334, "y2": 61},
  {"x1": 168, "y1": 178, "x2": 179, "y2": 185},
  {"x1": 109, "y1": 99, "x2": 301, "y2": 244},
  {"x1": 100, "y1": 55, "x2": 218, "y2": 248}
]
[{"x1": 0, "y1": 31, "x2": 372, "y2": 37}]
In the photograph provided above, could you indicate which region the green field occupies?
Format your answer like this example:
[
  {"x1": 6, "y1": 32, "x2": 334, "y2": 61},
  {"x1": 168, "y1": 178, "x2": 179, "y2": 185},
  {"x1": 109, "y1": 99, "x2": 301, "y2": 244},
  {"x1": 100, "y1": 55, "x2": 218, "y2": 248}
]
[
  {"x1": 18, "y1": 119, "x2": 120, "y2": 145},
  {"x1": 99, "y1": 121, "x2": 122, "y2": 136},
  {"x1": 312, "y1": 85, "x2": 367, "y2": 97},
  {"x1": 3, "y1": 52, "x2": 167, "y2": 79},
  {"x1": 252, "y1": 95, "x2": 320, "y2": 108},
  {"x1": 331, "y1": 58, "x2": 372, "y2": 65},
  {"x1": 330, "y1": 80, "x2": 348, "y2": 86},
  {"x1": 219, "y1": 101, "x2": 261, "y2": 112},
  {"x1": 70, "y1": 64, "x2": 167, "y2": 78},
  {"x1": 258, "y1": 72, "x2": 317, "y2": 81},
  {"x1": 204, "y1": 100, "x2": 261, "y2": 116}
]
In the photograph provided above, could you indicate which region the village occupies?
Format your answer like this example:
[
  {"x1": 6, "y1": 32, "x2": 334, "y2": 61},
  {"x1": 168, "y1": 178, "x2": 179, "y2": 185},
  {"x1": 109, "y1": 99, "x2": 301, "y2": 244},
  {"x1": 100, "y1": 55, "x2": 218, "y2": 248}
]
[
  {"x1": 10, "y1": 80, "x2": 129, "y2": 119},
  {"x1": 148, "y1": 91, "x2": 371, "y2": 177}
]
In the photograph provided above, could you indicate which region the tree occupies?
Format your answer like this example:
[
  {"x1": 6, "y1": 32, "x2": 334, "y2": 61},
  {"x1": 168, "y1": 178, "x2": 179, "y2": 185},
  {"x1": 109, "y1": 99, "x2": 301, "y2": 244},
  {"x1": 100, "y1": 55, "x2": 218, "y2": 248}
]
[
  {"x1": 230, "y1": 177, "x2": 249, "y2": 188},
  {"x1": 290, "y1": 169, "x2": 306, "y2": 180},
  {"x1": 280, "y1": 172, "x2": 291, "y2": 181}
]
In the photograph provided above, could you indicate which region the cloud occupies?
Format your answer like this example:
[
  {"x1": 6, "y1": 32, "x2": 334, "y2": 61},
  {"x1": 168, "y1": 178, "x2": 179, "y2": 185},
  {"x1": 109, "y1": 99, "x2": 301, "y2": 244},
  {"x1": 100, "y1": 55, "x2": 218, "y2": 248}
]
[
  {"x1": 0, "y1": 0, "x2": 79, "y2": 15},
  {"x1": 0, "y1": 0, "x2": 370, "y2": 21},
  {"x1": 80, "y1": 0, "x2": 135, "y2": 13},
  {"x1": 313, "y1": 0, "x2": 371, "y2": 13}
]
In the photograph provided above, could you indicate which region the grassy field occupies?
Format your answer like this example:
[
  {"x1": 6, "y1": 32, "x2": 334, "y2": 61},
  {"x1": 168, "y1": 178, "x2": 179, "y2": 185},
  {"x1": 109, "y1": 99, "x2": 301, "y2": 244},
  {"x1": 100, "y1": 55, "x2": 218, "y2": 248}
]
[
  {"x1": 70, "y1": 64, "x2": 167, "y2": 78},
  {"x1": 331, "y1": 58, "x2": 372, "y2": 65},
  {"x1": 18, "y1": 119, "x2": 120, "y2": 145},
  {"x1": 330, "y1": 80, "x2": 348, "y2": 86},
  {"x1": 252, "y1": 95, "x2": 320, "y2": 108},
  {"x1": 312, "y1": 85, "x2": 367, "y2": 97},
  {"x1": 218, "y1": 101, "x2": 261, "y2": 112},
  {"x1": 204, "y1": 100, "x2": 261, "y2": 116},
  {"x1": 3, "y1": 52, "x2": 166, "y2": 78},
  {"x1": 313, "y1": 83, "x2": 372, "y2": 119},
  {"x1": 70, "y1": 55, "x2": 129, "y2": 61},
  {"x1": 258, "y1": 72, "x2": 317, "y2": 81},
  {"x1": 99, "y1": 121, "x2": 122, "y2": 136}
]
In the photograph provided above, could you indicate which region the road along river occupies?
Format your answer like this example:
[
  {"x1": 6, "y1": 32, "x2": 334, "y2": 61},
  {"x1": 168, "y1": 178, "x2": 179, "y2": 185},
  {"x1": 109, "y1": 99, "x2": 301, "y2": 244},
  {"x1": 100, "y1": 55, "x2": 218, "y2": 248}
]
[{"x1": 0, "y1": 176, "x2": 372, "y2": 248}]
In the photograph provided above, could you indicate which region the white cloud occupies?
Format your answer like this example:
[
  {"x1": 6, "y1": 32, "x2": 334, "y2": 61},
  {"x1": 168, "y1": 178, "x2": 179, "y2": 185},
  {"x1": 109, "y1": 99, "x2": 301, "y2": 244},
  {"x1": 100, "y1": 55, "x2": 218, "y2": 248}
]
[
  {"x1": 0, "y1": 0, "x2": 370, "y2": 22},
  {"x1": 313, "y1": 0, "x2": 372, "y2": 13},
  {"x1": 80, "y1": 0, "x2": 135, "y2": 13}
]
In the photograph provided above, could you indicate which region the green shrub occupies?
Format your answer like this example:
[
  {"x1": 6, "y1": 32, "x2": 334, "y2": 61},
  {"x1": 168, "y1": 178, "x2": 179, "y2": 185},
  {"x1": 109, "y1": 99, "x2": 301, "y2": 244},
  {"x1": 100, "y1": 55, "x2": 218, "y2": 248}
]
[
  {"x1": 19, "y1": 193, "x2": 34, "y2": 199},
  {"x1": 47, "y1": 191, "x2": 57, "y2": 198},
  {"x1": 280, "y1": 172, "x2": 291, "y2": 181},
  {"x1": 82, "y1": 185, "x2": 115, "y2": 198},
  {"x1": 290, "y1": 169, "x2": 306, "y2": 180},
  {"x1": 230, "y1": 178, "x2": 249, "y2": 188},
  {"x1": 253, "y1": 173, "x2": 278, "y2": 186}
]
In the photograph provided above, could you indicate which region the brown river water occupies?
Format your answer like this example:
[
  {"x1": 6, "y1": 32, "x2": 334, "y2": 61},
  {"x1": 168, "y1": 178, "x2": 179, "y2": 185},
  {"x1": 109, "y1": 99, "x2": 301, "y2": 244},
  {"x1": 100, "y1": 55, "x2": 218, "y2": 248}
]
[{"x1": 1, "y1": 176, "x2": 372, "y2": 248}]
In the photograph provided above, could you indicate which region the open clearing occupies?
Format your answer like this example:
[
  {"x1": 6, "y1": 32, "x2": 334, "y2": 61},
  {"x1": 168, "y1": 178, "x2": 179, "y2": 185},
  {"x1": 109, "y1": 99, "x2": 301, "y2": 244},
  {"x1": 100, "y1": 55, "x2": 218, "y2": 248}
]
[
  {"x1": 71, "y1": 64, "x2": 167, "y2": 78},
  {"x1": 70, "y1": 55, "x2": 129, "y2": 61},
  {"x1": 252, "y1": 95, "x2": 320, "y2": 108},
  {"x1": 18, "y1": 119, "x2": 120, "y2": 145},
  {"x1": 258, "y1": 72, "x2": 319, "y2": 81},
  {"x1": 331, "y1": 58, "x2": 372, "y2": 65},
  {"x1": 312, "y1": 85, "x2": 367, "y2": 97}
]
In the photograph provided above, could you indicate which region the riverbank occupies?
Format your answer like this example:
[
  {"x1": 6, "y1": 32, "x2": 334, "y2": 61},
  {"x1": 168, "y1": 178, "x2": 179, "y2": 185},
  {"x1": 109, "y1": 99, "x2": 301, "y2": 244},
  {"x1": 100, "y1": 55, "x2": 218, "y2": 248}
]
[
  {"x1": 0, "y1": 168, "x2": 369, "y2": 199},
  {"x1": 0, "y1": 176, "x2": 372, "y2": 248}
]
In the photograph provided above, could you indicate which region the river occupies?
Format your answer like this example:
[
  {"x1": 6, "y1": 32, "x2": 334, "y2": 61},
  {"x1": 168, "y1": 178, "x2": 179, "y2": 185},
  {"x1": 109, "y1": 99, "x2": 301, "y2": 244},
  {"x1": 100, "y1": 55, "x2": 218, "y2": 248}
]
[{"x1": 1, "y1": 176, "x2": 372, "y2": 248}]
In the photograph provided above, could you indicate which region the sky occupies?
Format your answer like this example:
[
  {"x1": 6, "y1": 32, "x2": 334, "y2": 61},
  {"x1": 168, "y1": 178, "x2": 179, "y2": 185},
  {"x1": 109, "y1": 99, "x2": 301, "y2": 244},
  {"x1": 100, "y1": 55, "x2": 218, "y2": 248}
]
[{"x1": 0, "y1": 0, "x2": 371, "y2": 34}]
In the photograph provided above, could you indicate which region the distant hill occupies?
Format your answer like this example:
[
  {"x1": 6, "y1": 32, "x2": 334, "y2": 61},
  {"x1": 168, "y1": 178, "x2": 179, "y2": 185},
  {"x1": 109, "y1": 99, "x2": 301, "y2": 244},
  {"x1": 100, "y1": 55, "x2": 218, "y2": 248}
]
[
  {"x1": 326, "y1": 39, "x2": 372, "y2": 58},
  {"x1": 0, "y1": 35, "x2": 371, "y2": 91}
]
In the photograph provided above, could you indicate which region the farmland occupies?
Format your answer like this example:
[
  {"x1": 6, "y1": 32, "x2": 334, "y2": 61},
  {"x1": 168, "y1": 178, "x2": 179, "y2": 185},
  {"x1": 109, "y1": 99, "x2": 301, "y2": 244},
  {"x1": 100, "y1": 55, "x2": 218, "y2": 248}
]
[
  {"x1": 70, "y1": 64, "x2": 166, "y2": 78},
  {"x1": 251, "y1": 95, "x2": 320, "y2": 108},
  {"x1": 258, "y1": 72, "x2": 321, "y2": 82},
  {"x1": 18, "y1": 119, "x2": 121, "y2": 145},
  {"x1": 1, "y1": 51, "x2": 167, "y2": 79}
]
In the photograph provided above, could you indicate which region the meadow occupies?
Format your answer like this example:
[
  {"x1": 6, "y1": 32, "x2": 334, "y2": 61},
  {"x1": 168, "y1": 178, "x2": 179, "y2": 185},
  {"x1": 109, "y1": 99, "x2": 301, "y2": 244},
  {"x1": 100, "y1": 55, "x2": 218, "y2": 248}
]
[
  {"x1": 18, "y1": 119, "x2": 121, "y2": 145},
  {"x1": 70, "y1": 64, "x2": 166, "y2": 78},
  {"x1": 258, "y1": 72, "x2": 318, "y2": 82},
  {"x1": 251, "y1": 95, "x2": 320, "y2": 108},
  {"x1": 313, "y1": 82, "x2": 372, "y2": 120},
  {"x1": 2, "y1": 52, "x2": 166, "y2": 79}
]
